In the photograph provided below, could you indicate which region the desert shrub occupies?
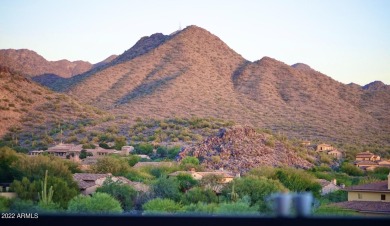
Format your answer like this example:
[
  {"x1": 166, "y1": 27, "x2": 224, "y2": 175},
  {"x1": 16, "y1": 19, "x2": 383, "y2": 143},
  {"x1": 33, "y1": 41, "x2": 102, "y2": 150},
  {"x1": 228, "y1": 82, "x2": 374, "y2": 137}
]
[
  {"x1": 68, "y1": 192, "x2": 122, "y2": 214},
  {"x1": 340, "y1": 162, "x2": 364, "y2": 176},
  {"x1": 151, "y1": 177, "x2": 181, "y2": 201},
  {"x1": 142, "y1": 198, "x2": 181, "y2": 214},
  {"x1": 182, "y1": 187, "x2": 218, "y2": 205},
  {"x1": 96, "y1": 178, "x2": 138, "y2": 211},
  {"x1": 276, "y1": 167, "x2": 322, "y2": 197},
  {"x1": 135, "y1": 143, "x2": 154, "y2": 155}
]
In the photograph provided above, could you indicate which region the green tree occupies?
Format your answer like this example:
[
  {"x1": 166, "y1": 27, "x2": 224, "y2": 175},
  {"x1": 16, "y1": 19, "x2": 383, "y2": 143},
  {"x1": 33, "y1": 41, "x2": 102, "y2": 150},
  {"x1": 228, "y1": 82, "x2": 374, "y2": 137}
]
[
  {"x1": 135, "y1": 143, "x2": 154, "y2": 155},
  {"x1": 176, "y1": 173, "x2": 198, "y2": 193},
  {"x1": 96, "y1": 178, "x2": 138, "y2": 211},
  {"x1": 79, "y1": 150, "x2": 88, "y2": 159},
  {"x1": 92, "y1": 156, "x2": 130, "y2": 176},
  {"x1": 224, "y1": 176, "x2": 287, "y2": 210},
  {"x1": 68, "y1": 192, "x2": 123, "y2": 214},
  {"x1": 0, "y1": 196, "x2": 10, "y2": 212},
  {"x1": 182, "y1": 187, "x2": 218, "y2": 205},
  {"x1": 216, "y1": 197, "x2": 258, "y2": 215},
  {"x1": 99, "y1": 142, "x2": 110, "y2": 149},
  {"x1": 128, "y1": 155, "x2": 141, "y2": 167},
  {"x1": 114, "y1": 136, "x2": 127, "y2": 150},
  {"x1": 340, "y1": 162, "x2": 364, "y2": 176},
  {"x1": 151, "y1": 177, "x2": 181, "y2": 201},
  {"x1": 0, "y1": 147, "x2": 23, "y2": 181},
  {"x1": 181, "y1": 156, "x2": 199, "y2": 165},
  {"x1": 156, "y1": 146, "x2": 168, "y2": 158},
  {"x1": 10, "y1": 177, "x2": 40, "y2": 201},
  {"x1": 9, "y1": 199, "x2": 39, "y2": 213},
  {"x1": 142, "y1": 198, "x2": 182, "y2": 214},
  {"x1": 275, "y1": 167, "x2": 322, "y2": 197},
  {"x1": 181, "y1": 202, "x2": 218, "y2": 215}
]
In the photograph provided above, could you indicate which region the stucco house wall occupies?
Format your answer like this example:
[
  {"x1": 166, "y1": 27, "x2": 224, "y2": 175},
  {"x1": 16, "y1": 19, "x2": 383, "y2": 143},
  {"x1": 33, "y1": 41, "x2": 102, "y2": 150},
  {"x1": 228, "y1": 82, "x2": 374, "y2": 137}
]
[{"x1": 348, "y1": 191, "x2": 390, "y2": 202}]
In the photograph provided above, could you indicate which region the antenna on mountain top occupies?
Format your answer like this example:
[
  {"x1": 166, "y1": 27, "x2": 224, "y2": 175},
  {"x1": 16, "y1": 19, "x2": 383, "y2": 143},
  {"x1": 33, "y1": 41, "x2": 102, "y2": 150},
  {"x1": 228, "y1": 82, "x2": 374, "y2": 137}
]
[{"x1": 179, "y1": 22, "x2": 182, "y2": 30}]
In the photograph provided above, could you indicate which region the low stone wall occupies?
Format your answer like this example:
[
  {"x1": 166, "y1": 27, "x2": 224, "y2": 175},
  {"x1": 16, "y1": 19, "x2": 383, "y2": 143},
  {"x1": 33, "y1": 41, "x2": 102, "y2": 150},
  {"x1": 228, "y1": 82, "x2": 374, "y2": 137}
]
[{"x1": 0, "y1": 192, "x2": 17, "y2": 199}]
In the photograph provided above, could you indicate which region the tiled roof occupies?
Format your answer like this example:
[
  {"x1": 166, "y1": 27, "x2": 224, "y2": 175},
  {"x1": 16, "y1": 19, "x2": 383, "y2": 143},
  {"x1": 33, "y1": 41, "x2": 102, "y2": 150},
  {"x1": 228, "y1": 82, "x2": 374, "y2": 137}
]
[
  {"x1": 73, "y1": 173, "x2": 111, "y2": 181},
  {"x1": 116, "y1": 176, "x2": 150, "y2": 192},
  {"x1": 333, "y1": 201, "x2": 390, "y2": 213},
  {"x1": 356, "y1": 152, "x2": 374, "y2": 157},
  {"x1": 344, "y1": 181, "x2": 389, "y2": 192},
  {"x1": 355, "y1": 160, "x2": 378, "y2": 165}
]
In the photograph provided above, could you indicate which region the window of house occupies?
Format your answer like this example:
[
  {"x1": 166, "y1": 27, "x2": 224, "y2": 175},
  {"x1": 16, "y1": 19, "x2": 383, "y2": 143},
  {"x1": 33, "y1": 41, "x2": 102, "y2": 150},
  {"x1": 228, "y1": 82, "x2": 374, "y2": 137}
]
[
  {"x1": 358, "y1": 193, "x2": 363, "y2": 199},
  {"x1": 381, "y1": 194, "x2": 386, "y2": 201}
]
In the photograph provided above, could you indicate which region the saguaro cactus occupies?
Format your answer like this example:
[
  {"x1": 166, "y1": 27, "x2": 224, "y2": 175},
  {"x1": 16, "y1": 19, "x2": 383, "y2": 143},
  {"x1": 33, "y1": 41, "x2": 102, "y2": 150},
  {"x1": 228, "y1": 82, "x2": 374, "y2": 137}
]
[
  {"x1": 230, "y1": 182, "x2": 239, "y2": 202},
  {"x1": 38, "y1": 170, "x2": 54, "y2": 205}
]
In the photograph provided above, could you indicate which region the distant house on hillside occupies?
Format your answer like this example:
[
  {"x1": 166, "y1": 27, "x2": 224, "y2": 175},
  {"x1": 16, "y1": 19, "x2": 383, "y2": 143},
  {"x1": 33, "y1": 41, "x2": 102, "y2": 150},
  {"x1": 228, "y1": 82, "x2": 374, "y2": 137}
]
[
  {"x1": 168, "y1": 168, "x2": 236, "y2": 183},
  {"x1": 354, "y1": 152, "x2": 386, "y2": 171},
  {"x1": 327, "y1": 149, "x2": 343, "y2": 159},
  {"x1": 334, "y1": 173, "x2": 390, "y2": 215},
  {"x1": 356, "y1": 151, "x2": 381, "y2": 162},
  {"x1": 169, "y1": 168, "x2": 237, "y2": 194},
  {"x1": 316, "y1": 143, "x2": 334, "y2": 152},
  {"x1": 29, "y1": 143, "x2": 131, "y2": 159},
  {"x1": 316, "y1": 143, "x2": 343, "y2": 160}
]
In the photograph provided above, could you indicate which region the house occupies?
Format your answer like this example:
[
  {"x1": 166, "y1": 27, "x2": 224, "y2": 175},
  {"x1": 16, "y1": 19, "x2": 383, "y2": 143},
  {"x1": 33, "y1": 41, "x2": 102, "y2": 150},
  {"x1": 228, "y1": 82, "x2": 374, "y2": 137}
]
[
  {"x1": 168, "y1": 168, "x2": 236, "y2": 183},
  {"x1": 344, "y1": 173, "x2": 390, "y2": 202},
  {"x1": 354, "y1": 160, "x2": 379, "y2": 170},
  {"x1": 316, "y1": 178, "x2": 343, "y2": 195},
  {"x1": 316, "y1": 143, "x2": 344, "y2": 160},
  {"x1": 168, "y1": 168, "x2": 237, "y2": 194},
  {"x1": 327, "y1": 149, "x2": 343, "y2": 159},
  {"x1": 47, "y1": 143, "x2": 78, "y2": 157},
  {"x1": 30, "y1": 143, "x2": 132, "y2": 159},
  {"x1": 28, "y1": 150, "x2": 44, "y2": 156},
  {"x1": 73, "y1": 173, "x2": 111, "y2": 195},
  {"x1": 73, "y1": 173, "x2": 149, "y2": 195},
  {"x1": 334, "y1": 173, "x2": 390, "y2": 215},
  {"x1": 356, "y1": 151, "x2": 381, "y2": 162},
  {"x1": 316, "y1": 143, "x2": 334, "y2": 152}
]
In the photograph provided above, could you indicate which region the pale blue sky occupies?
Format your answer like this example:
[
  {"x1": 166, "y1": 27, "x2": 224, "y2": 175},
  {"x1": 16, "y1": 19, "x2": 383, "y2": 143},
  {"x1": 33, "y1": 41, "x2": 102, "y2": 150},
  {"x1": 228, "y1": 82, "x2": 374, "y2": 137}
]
[{"x1": 1, "y1": 0, "x2": 389, "y2": 85}]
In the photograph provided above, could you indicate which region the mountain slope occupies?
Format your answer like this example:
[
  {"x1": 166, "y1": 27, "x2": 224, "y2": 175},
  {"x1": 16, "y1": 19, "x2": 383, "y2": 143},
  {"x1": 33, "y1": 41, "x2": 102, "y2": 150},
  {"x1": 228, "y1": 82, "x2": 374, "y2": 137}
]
[
  {"x1": 1, "y1": 25, "x2": 389, "y2": 146},
  {"x1": 0, "y1": 49, "x2": 92, "y2": 78},
  {"x1": 61, "y1": 25, "x2": 389, "y2": 145},
  {"x1": 0, "y1": 66, "x2": 102, "y2": 139}
]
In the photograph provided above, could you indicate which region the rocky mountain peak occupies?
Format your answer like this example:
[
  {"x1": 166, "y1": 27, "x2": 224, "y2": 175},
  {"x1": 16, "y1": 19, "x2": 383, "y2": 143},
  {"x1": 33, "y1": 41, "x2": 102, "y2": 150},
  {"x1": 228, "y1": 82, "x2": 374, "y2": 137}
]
[
  {"x1": 363, "y1": 81, "x2": 388, "y2": 91},
  {"x1": 291, "y1": 63, "x2": 312, "y2": 71}
]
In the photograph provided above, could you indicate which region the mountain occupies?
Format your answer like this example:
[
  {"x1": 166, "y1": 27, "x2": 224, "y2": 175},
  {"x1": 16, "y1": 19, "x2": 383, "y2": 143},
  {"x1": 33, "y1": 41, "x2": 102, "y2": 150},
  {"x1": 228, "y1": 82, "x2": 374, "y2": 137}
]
[
  {"x1": 179, "y1": 125, "x2": 313, "y2": 173},
  {"x1": 0, "y1": 49, "x2": 118, "y2": 88},
  {"x1": 1, "y1": 25, "x2": 389, "y2": 145},
  {"x1": 0, "y1": 49, "x2": 92, "y2": 78},
  {"x1": 0, "y1": 66, "x2": 102, "y2": 139}
]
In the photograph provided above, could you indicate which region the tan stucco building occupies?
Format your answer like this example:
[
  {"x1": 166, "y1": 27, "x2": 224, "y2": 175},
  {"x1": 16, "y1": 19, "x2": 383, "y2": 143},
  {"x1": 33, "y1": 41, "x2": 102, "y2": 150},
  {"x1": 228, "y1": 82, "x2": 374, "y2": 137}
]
[{"x1": 344, "y1": 173, "x2": 390, "y2": 202}]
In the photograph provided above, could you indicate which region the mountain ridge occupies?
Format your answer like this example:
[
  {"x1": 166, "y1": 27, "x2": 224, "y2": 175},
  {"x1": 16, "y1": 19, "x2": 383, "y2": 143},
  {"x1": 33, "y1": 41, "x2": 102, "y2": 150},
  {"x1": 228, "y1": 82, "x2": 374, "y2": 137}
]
[{"x1": 1, "y1": 25, "x2": 389, "y2": 145}]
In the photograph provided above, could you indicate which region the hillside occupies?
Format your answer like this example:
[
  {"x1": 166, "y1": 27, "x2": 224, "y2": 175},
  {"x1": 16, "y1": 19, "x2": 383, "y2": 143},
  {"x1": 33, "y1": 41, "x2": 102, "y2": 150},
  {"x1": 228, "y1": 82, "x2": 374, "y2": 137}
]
[
  {"x1": 179, "y1": 125, "x2": 314, "y2": 173},
  {"x1": 62, "y1": 25, "x2": 390, "y2": 145},
  {"x1": 1, "y1": 25, "x2": 389, "y2": 146},
  {"x1": 0, "y1": 49, "x2": 93, "y2": 78},
  {"x1": 0, "y1": 66, "x2": 103, "y2": 148}
]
